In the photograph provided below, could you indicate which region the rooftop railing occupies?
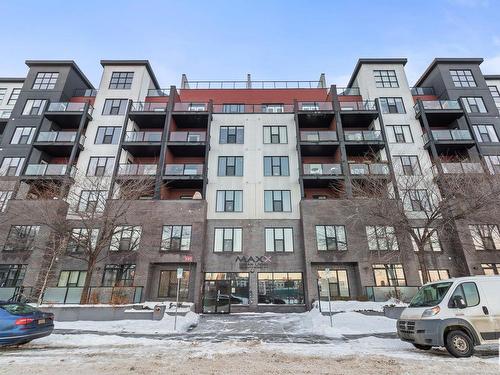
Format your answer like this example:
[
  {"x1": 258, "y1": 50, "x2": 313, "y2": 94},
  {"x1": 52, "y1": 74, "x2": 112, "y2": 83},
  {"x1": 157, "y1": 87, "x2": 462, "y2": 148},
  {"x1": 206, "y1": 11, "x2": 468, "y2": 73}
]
[
  {"x1": 164, "y1": 164, "x2": 204, "y2": 176},
  {"x1": 182, "y1": 80, "x2": 326, "y2": 89},
  {"x1": 24, "y1": 164, "x2": 72, "y2": 176},
  {"x1": 410, "y1": 87, "x2": 435, "y2": 96},
  {"x1": 423, "y1": 129, "x2": 473, "y2": 143},
  {"x1": 73, "y1": 89, "x2": 98, "y2": 97},
  {"x1": 336, "y1": 87, "x2": 361, "y2": 96},
  {"x1": 297, "y1": 101, "x2": 333, "y2": 111},
  {"x1": 47, "y1": 102, "x2": 94, "y2": 115},
  {"x1": 303, "y1": 163, "x2": 342, "y2": 176},
  {"x1": 339, "y1": 101, "x2": 376, "y2": 111},
  {"x1": 147, "y1": 88, "x2": 170, "y2": 97},
  {"x1": 212, "y1": 104, "x2": 294, "y2": 113},
  {"x1": 130, "y1": 102, "x2": 167, "y2": 112},
  {"x1": 349, "y1": 163, "x2": 390, "y2": 175},
  {"x1": 344, "y1": 130, "x2": 383, "y2": 142},
  {"x1": 117, "y1": 164, "x2": 157, "y2": 176},
  {"x1": 124, "y1": 131, "x2": 162, "y2": 143},
  {"x1": 168, "y1": 131, "x2": 206, "y2": 142},
  {"x1": 300, "y1": 131, "x2": 338, "y2": 142},
  {"x1": 173, "y1": 102, "x2": 208, "y2": 112}
]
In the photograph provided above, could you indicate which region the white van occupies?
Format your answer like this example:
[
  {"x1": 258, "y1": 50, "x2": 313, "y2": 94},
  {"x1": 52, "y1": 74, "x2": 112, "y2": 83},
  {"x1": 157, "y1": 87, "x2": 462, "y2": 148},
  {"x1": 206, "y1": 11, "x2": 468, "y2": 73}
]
[{"x1": 397, "y1": 276, "x2": 500, "y2": 357}]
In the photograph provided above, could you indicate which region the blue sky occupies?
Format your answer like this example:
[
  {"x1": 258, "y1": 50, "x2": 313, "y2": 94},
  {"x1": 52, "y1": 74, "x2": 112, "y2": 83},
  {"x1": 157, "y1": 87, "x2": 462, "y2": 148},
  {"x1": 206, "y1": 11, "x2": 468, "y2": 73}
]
[{"x1": 1, "y1": 0, "x2": 500, "y2": 87}]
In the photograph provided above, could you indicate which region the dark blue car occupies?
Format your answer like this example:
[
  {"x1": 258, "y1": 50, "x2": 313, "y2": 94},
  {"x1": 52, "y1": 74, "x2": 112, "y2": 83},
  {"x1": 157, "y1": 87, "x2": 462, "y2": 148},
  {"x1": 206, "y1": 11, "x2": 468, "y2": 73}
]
[{"x1": 0, "y1": 302, "x2": 54, "y2": 346}]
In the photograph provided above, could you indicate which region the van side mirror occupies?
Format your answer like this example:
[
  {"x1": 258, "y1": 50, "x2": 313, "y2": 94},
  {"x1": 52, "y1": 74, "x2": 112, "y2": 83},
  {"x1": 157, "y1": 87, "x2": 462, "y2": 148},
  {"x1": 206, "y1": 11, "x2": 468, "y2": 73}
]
[{"x1": 452, "y1": 295, "x2": 467, "y2": 309}]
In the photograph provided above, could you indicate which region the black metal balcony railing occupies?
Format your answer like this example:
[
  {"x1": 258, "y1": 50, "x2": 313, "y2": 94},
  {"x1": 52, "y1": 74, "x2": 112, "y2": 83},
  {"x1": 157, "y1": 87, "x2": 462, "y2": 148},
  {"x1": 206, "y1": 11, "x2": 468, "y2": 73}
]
[
  {"x1": 147, "y1": 88, "x2": 170, "y2": 97},
  {"x1": 47, "y1": 102, "x2": 94, "y2": 115},
  {"x1": 24, "y1": 164, "x2": 75, "y2": 177},
  {"x1": 297, "y1": 101, "x2": 333, "y2": 111},
  {"x1": 117, "y1": 164, "x2": 157, "y2": 176},
  {"x1": 124, "y1": 131, "x2": 162, "y2": 143},
  {"x1": 344, "y1": 130, "x2": 383, "y2": 142},
  {"x1": 340, "y1": 101, "x2": 376, "y2": 111},
  {"x1": 303, "y1": 163, "x2": 342, "y2": 175},
  {"x1": 130, "y1": 102, "x2": 167, "y2": 112},
  {"x1": 164, "y1": 164, "x2": 204, "y2": 176},
  {"x1": 349, "y1": 163, "x2": 390, "y2": 175},
  {"x1": 169, "y1": 131, "x2": 206, "y2": 142},
  {"x1": 410, "y1": 87, "x2": 435, "y2": 96},
  {"x1": 73, "y1": 89, "x2": 98, "y2": 97},
  {"x1": 300, "y1": 131, "x2": 338, "y2": 142},
  {"x1": 336, "y1": 87, "x2": 361, "y2": 96},
  {"x1": 423, "y1": 129, "x2": 473, "y2": 144}
]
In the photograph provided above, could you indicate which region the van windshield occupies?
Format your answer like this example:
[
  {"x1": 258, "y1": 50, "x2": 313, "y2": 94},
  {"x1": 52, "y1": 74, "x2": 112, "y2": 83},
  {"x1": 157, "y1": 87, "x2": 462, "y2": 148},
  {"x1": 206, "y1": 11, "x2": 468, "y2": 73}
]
[{"x1": 409, "y1": 282, "x2": 453, "y2": 307}]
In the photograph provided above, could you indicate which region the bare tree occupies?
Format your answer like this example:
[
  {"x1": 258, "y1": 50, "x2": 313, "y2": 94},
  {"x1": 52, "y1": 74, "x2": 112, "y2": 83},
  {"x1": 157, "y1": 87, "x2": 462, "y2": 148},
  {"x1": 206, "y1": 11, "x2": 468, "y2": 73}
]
[{"x1": 347, "y1": 167, "x2": 500, "y2": 284}]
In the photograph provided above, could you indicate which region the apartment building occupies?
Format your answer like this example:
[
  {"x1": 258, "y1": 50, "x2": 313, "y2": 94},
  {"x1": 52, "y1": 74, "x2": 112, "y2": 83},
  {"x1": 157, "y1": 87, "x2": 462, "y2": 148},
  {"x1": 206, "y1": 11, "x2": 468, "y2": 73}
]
[{"x1": 0, "y1": 58, "x2": 499, "y2": 313}]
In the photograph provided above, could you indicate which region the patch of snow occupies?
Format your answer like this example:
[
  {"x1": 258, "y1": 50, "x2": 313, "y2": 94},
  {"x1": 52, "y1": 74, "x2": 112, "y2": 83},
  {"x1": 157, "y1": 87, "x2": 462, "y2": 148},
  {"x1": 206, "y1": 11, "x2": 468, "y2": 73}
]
[{"x1": 316, "y1": 298, "x2": 407, "y2": 312}]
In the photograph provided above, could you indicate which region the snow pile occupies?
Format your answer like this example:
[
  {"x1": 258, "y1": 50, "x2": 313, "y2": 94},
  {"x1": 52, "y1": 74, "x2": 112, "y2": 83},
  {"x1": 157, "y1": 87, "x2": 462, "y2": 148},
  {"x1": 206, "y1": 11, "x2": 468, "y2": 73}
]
[
  {"x1": 54, "y1": 310, "x2": 199, "y2": 334},
  {"x1": 316, "y1": 298, "x2": 407, "y2": 312}
]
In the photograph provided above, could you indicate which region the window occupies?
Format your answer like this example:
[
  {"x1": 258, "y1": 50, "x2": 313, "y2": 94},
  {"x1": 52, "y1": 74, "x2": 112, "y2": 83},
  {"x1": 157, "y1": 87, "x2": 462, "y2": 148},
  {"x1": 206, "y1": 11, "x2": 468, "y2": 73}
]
[
  {"x1": 264, "y1": 156, "x2": 289, "y2": 176},
  {"x1": 219, "y1": 126, "x2": 244, "y2": 144},
  {"x1": 95, "y1": 127, "x2": 121, "y2": 144},
  {"x1": 403, "y1": 189, "x2": 432, "y2": 212},
  {"x1": 366, "y1": 226, "x2": 399, "y2": 251},
  {"x1": 222, "y1": 103, "x2": 245, "y2": 113},
  {"x1": 463, "y1": 97, "x2": 487, "y2": 113},
  {"x1": 412, "y1": 228, "x2": 442, "y2": 252},
  {"x1": 473, "y1": 125, "x2": 499, "y2": 143},
  {"x1": 109, "y1": 72, "x2": 134, "y2": 89},
  {"x1": 216, "y1": 190, "x2": 243, "y2": 212},
  {"x1": 0, "y1": 264, "x2": 27, "y2": 287},
  {"x1": 264, "y1": 190, "x2": 291, "y2": 212},
  {"x1": 257, "y1": 272, "x2": 304, "y2": 305},
  {"x1": 450, "y1": 70, "x2": 476, "y2": 88},
  {"x1": 0, "y1": 191, "x2": 13, "y2": 212},
  {"x1": 0, "y1": 157, "x2": 25, "y2": 176},
  {"x1": 161, "y1": 225, "x2": 192, "y2": 251},
  {"x1": 387, "y1": 125, "x2": 413, "y2": 143},
  {"x1": 32, "y1": 72, "x2": 59, "y2": 90},
  {"x1": 0, "y1": 88, "x2": 5, "y2": 102},
  {"x1": 102, "y1": 264, "x2": 135, "y2": 287},
  {"x1": 214, "y1": 228, "x2": 242, "y2": 252},
  {"x1": 265, "y1": 228, "x2": 293, "y2": 252},
  {"x1": 450, "y1": 282, "x2": 480, "y2": 307},
  {"x1": 379, "y1": 97, "x2": 405, "y2": 114},
  {"x1": 469, "y1": 224, "x2": 500, "y2": 250},
  {"x1": 67, "y1": 228, "x2": 98, "y2": 253},
  {"x1": 484, "y1": 155, "x2": 500, "y2": 174},
  {"x1": 3, "y1": 225, "x2": 40, "y2": 251},
  {"x1": 77, "y1": 190, "x2": 107, "y2": 213},
  {"x1": 374, "y1": 70, "x2": 399, "y2": 88},
  {"x1": 481, "y1": 263, "x2": 500, "y2": 275},
  {"x1": 394, "y1": 155, "x2": 421, "y2": 175},
  {"x1": 218, "y1": 156, "x2": 243, "y2": 176},
  {"x1": 10, "y1": 127, "x2": 36, "y2": 145},
  {"x1": 317, "y1": 269, "x2": 350, "y2": 298},
  {"x1": 488, "y1": 85, "x2": 500, "y2": 98},
  {"x1": 22, "y1": 99, "x2": 47, "y2": 116},
  {"x1": 87, "y1": 157, "x2": 114, "y2": 176},
  {"x1": 373, "y1": 264, "x2": 406, "y2": 286},
  {"x1": 158, "y1": 270, "x2": 190, "y2": 300},
  {"x1": 204, "y1": 273, "x2": 249, "y2": 303},
  {"x1": 57, "y1": 270, "x2": 87, "y2": 287},
  {"x1": 102, "y1": 99, "x2": 128, "y2": 115},
  {"x1": 419, "y1": 269, "x2": 450, "y2": 284},
  {"x1": 263, "y1": 126, "x2": 287, "y2": 144},
  {"x1": 315, "y1": 225, "x2": 347, "y2": 251},
  {"x1": 7, "y1": 88, "x2": 21, "y2": 105},
  {"x1": 110, "y1": 226, "x2": 142, "y2": 251}
]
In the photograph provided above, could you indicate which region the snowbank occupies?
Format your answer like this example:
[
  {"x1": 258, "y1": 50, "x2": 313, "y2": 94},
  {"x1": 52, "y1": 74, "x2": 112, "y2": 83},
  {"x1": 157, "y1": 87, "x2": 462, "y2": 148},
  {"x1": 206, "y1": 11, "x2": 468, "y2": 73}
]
[{"x1": 316, "y1": 298, "x2": 407, "y2": 312}]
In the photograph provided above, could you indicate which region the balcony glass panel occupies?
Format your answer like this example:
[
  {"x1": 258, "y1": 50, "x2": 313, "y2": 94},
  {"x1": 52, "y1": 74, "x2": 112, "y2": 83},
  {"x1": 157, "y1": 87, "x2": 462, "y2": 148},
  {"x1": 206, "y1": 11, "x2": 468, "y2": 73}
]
[
  {"x1": 37, "y1": 131, "x2": 77, "y2": 142},
  {"x1": 164, "y1": 164, "x2": 204, "y2": 175},
  {"x1": 300, "y1": 131, "x2": 337, "y2": 142},
  {"x1": 349, "y1": 163, "x2": 389, "y2": 175},
  {"x1": 173, "y1": 102, "x2": 208, "y2": 112},
  {"x1": 125, "y1": 131, "x2": 162, "y2": 142},
  {"x1": 441, "y1": 162, "x2": 483, "y2": 174},
  {"x1": 340, "y1": 101, "x2": 376, "y2": 111},
  {"x1": 336, "y1": 87, "x2": 361, "y2": 96},
  {"x1": 410, "y1": 87, "x2": 435, "y2": 95},
  {"x1": 168, "y1": 131, "x2": 206, "y2": 142},
  {"x1": 130, "y1": 102, "x2": 167, "y2": 112},
  {"x1": 147, "y1": 89, "x2": 169, "y2": 97},
  {"x1": 47, "y1": 102, "x2": 93, "y2": 115},
  {"x1": 298, "y1": 102, "x2": 333, "y2": 111},
  {"x1": 0, "y1": 110, "x2": 12, "y2": 119},
  {"x1": 344, "y1": 130, "x2": 382, "y2": 142},
  {"x1": 118, "y1": 164, "x2": 157, "y2": 176},
  {"x1": 431, "y1": 129, "x2": 472, "y2": 141},
  {"x1": 303, "y1": 163, "x2": 342, "y2": 175},
  {"x1": 25, "y1": 164, "x2": 68, "y2": 176},
  {"x1": 421, "y1": 100, "x2": 461, "y2": 110}
]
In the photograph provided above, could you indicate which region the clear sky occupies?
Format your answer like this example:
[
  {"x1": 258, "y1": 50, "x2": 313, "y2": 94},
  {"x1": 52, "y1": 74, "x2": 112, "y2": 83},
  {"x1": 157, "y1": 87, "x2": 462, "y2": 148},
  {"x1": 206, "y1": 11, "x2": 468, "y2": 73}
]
[{"x1": 1, "y1": 0, "x2": 500, "y2": 87}]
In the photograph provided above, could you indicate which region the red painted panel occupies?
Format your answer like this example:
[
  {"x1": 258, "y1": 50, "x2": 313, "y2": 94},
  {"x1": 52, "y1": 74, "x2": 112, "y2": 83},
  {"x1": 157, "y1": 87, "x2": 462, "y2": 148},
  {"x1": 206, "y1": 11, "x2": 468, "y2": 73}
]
[
  {"x1": 412, "y1": 95, "x2": 438, "y2": 103},
  {"x1": 70, "y1": 97, "x2": 96, "y2": 106}
]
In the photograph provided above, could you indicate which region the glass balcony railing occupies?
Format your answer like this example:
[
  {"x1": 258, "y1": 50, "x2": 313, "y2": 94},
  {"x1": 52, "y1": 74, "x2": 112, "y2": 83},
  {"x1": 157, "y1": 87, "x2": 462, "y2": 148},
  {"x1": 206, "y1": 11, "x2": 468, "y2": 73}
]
[
  {"x1": 340, "y1": 101, "x2": 376, "y2": 111},
  {"x1": 211, "y1": 104, "x2": 294, "y2": 113},
  {"x1": 173, "y1": 102, "x2": 208, "y2": 112},
  {"x1": 300, "y1": 131, "x2": 338, "y2": 142},
  {"x1": 0, "y1": 110, "x2": 12, "y2": 119},
  {"x1": 168, "y1": 131, "x2": 206, "y2": 142},
  {"x1": 336, "y1": 87, "x2": 361, "y2": 96},
  {"x1": 303, "y1": 163, "x2": 342, "y2": 175},
  {"x1": 130, "y1": 102, "x2": 167, "y2": 112},
  {"x1": 297, "y1": 101, "x2": 333, "y2": 111},
  {"x1": 24, "y1": 164, "x2": 70, "y2": 176},
  {"x1": 147, "y1": 88, "x2": 169, "y2": 97},
  {"x1": 164, "y1": 164, "x2": 204, "y2": 176},
  {"x1": 73, "y1": 89, "x2": 98, "y2": 97},
  {"x1": 349, "y1": 163, "x2": 390, "y2": 175},
  {"x1": 124, "y1": 131, "x2": 162, "y2": 143},
  {"x1": 421, "y1": 100, "x2": 461, "y2": 111},
  {"x1": 344, "y1": 130, "x2": 383, "y2": 142},
  {"x1": 438, "y1": 162, "x2": 484, "y2": 174},
  {"x1": 47, "y1": 102, "x2": 94, "y2": 115},
  {"x1": 424, "y1": 129, "x2": 473, "y2": 143},
  {"x1": 410, "y1": 87, "x2": 435, "y2": 96},
  {"x1": 117, "y1": 164, "x2": 157, "y2": 176},
  {"x1": 36, "y1": 131, "x2": 82, "y2": 143}
]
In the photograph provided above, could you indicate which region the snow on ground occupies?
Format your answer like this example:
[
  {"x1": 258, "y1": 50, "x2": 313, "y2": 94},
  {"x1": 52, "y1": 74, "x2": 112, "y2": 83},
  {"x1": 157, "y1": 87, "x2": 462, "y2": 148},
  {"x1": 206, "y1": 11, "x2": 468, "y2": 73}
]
[{"x1": 316, "y1": 298, "x2": 407, "y2": 312}]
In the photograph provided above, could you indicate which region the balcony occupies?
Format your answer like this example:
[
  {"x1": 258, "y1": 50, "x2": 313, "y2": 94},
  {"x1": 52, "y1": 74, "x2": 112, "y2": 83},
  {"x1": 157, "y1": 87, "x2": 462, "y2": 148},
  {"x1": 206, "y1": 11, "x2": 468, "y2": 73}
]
[
  {"x1": 434, "y1": 162, "x2": 484, "y2": 175},
  {"x1": 344, "y1": 130, "x2": 385, "y2": 154},
  {"x1": 173, "y1": 102, "x2": 210, "y2": 128},
  {"x1": 0, "y1": 110, "x2": 12, "y2": 122},
  {"x1": 349, "y1": 163, "x2": 390, "y2": 177},
  {"x1": 212, "y1": 104, "x2": 295, "y2": 114},
  {"x1": 336, "y1": 87, "x2": 361, "y2": 96},
  {"x1": 117, "y1": 164, "x2": 157, "y2": 177},
  {"x1": 73, "y1": 89, "x2": 98, "y2": 97},
  {"x1": 299, "y1": 131, "x2": 338, "y2": 156},
  {"x1": 122, "y1": 131, "x2": 162, "y2": 156},
  {"x1": 33, "y1": 131, "x2": 85, "y2": 156},
  {"x1": 23, "y1": 164, "x2": 74, "y2": 179},
  {"x1": 147, "y1": 88, "x2": 170, "y2": 97},
  {"x1": 423, "y1": 129, "x2": 475, "y2": 153},
  {"x1": 414, "y1": 100, "x2": 463, "y2": 124},
  {"x1": 339, "y1": 101, "x2": 378, "y2": 127},
  {"x1": 164, "y1": 164, "x2": 204, "y2": 188},
  {"x1": 302, "y1": 163, "x2": 343, "y2": 188},
  {"x1": 167, "y1": 131, "x2": 207, "y2": 156},
  {"x1": 297, "y1": 101, "x2": 334, "y2": 128},
  {"x1": 129, "y1": 102, "x2": 168, "y2": 128},
  {"x1": 45, "y1": 102, "x2": 94, "y2": 128},
  {"x1": 410, "y1": 87, "x2": 435, "y2": 96}
]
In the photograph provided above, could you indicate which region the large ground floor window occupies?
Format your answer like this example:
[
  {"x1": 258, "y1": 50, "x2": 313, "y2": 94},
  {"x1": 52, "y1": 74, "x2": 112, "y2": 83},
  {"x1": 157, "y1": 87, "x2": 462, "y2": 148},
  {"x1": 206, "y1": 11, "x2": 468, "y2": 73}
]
[
  {"x1": 0, "y1": 264, "x2": 26, "y2": 287},
  {"x1": 257, "y1": 272, "x2": 304, "y2": 305},
  {"x1": 204, "y1": 272, "x2": 249, "y2": 304},
  {"x1": 158, "y1": 270, "x2": 191, "y2": 300},
  {"x1": 317, "y1": 269, "x2": 350, "y2": 298}
]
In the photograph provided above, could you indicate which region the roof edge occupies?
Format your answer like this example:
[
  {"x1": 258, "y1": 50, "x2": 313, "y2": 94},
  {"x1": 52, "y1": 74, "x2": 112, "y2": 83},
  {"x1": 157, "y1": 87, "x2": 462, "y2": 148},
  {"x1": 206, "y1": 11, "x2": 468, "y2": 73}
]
[
  {"x1": 484, "y1": 74, "x2": 500, "y2": 80},
  {"x1": 415, "y1": 58, "x2": 484, "y2": 87},
  {"x1": 0, "y1": 77, "x2": 25, "y2": 83},
  {"x1": 347, "y1": 58, "x2": 408, "y2": 87},
  {"x1": 25, "y1": 60, "x2": 94, "y2": 89},
  {"x1": 100, "y1": 60, "x2": 160, "y2": 89}
]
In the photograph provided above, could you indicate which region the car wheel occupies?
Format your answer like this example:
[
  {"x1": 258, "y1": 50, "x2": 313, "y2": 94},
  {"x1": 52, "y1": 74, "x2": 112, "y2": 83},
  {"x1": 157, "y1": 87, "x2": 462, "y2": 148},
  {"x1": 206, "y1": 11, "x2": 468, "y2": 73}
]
[
  {"x1": 445, "y1": 330, "x2": 474, "y2": 358},
  {"x1": 412, "y1": 344, "x2": 432, "y2": 350}
]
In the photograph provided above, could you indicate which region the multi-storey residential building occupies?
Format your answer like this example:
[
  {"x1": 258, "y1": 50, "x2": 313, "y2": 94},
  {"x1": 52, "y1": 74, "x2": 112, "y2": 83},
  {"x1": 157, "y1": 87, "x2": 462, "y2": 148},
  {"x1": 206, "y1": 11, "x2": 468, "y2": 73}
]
[{"x1": 0, "y1": 58, "x2": 499, "y2": 313}]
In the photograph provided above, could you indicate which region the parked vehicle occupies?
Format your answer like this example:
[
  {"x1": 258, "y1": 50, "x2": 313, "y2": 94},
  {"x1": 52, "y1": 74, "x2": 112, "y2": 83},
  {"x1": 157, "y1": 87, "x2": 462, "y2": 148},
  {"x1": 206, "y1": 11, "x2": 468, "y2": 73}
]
[
  {"x1": 397, "y1": 276, "x2": 500, "y2": 357},
  {"x1": 0, "y1": 302, "x2": 54, "y2": 346}
]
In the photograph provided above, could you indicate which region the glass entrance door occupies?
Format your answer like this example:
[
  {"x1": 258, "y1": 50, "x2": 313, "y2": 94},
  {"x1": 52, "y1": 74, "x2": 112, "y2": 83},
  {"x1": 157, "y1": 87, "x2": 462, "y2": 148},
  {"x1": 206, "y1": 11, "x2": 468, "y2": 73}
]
[{"x1": 203, "y1": 280, "x2": 231, "y2": 313}]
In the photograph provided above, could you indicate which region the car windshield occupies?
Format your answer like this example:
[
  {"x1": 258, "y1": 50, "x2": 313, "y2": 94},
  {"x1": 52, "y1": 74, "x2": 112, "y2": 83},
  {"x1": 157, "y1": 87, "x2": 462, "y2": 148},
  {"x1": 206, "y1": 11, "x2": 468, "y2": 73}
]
[
  {"x1": 409, "y1": 282, "x2": 453, "y2": 307},
  {"x1": 0, "y1": 303, "x2": 39, "y2": 315}
]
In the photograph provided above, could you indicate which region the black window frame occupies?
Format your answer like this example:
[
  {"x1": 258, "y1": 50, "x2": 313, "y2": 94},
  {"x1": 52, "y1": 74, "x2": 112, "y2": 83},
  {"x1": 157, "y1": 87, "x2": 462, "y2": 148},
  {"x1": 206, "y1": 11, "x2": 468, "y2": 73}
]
[
  {"x1": 387, "y1": 125, "x2": 413, "y2": 143},
  {"x1": 3, "y1": 225, "x2": 40, "y2": 252},
  {"x1": 95, "y1": 127, "x2": 121, "y2": 144},
  {"x1": 216, "y1": 190, "x2": 243, "y2": 212},
  {"x1": 265, "y1": 227, "x2": 294, "y2": 252},
  {"x1": 102, "y1": 99, "x2": 128, "y2": 115},
  {"x1": 372, "y1": 263, "x2": 406, "y2": 287},
  {"x1": 263, "y1": 156, "x2": 290, "y2": 176},
  {"x1": 102, "y1": 264, "x2": 136, "y2": 287},
  {"x1": 22, "y1": 99, "x2": 47, "y2": 116},
  {"x1": 450, "y1": 70, "x2": 477, "y2": 88},
  {"x1": 161, "y1": 225, "x2": 192, "y2": 252},
  {"x1": 0, "y1": 264, "x2": 27, "y2": 287},
  {"x1": 219, "y1": 126, "x2": 244, "y2": 144},
  {"x1": 213, "y1": 227, "x2": 243, "y2": 252},
  {"x1": 32, "y1": 72, "x2": 59, "y2": 90},
  {"x1": 463, "y1": 97, "x2": 487, "y2": 114},
  {"x1": 263, "y1": 126, "x2": 288, "y2": 144},
  {"x1": 7, "y1": 88, "x2": 21, "y2": 105},
  {"x1": 109, "y1": 72, "x2": 134, "y2": 89},
  {"x1": 218, "y1": 156, "x2": 244, "y2": 176},
  {"x1": 374, "y1": 70, "x2": 399, "y2": 88},
  {"x1": 395, "y1": 155, "x2": 421, "y2": 176},
  {"x1": 86, "y1": 156, "x2": 115, "y2": 176},
  {"x1": 315, "y1": 225, "x2": 347, "y2": 251},
  {"x1": 264, "y1": 190, "x2": 291, "y2": 212},
  {"x1": 379, "y1": 97, "x2": 406, "y2": 114}
]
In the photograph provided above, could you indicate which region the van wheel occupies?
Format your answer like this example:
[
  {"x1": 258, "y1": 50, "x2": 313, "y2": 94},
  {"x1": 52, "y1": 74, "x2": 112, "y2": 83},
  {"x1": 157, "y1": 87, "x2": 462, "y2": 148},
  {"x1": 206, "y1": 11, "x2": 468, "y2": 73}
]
[
  {"x1": 445, "y1": 330, "x2": 474, "y2": 358},
  {"x1": 412, "y1": 344, "x2": 432, "y2": 350}
]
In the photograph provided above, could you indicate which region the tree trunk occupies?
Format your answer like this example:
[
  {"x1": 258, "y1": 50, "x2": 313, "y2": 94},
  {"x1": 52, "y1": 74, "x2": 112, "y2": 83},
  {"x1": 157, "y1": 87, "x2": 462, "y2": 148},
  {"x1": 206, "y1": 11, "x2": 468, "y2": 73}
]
[
  {"x1": 80, "y1": 260, "x2": 95, "y2": 304},
  {"x1": 37, "y1": 253, "x2": 57, "y2": 306},
  {"x1": 416, "y1": 243, "x2": 429, "y2": 285}
]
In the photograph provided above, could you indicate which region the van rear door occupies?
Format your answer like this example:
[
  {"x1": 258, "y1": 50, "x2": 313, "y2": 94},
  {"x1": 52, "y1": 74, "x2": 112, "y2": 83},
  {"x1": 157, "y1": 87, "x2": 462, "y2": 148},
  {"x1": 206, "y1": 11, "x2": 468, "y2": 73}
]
[{"x1": 477, "y1": 279, "x2": 500, "y2": 340}]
